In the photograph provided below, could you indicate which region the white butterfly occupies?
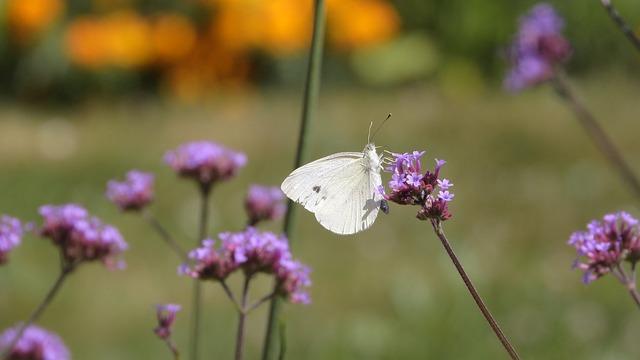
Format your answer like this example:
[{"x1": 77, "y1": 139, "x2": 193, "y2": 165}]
[{"x1": 281, "y1": 117, "x2": 391, "y2": 235}]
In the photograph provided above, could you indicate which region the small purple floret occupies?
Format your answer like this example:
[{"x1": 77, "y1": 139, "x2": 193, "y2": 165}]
[
  {"x1": 245, "y1": 185, "x2": 286, "y2": 226},
  {"x1": 0, "y1": 216, "x2": 24, "y2": 265},
  {"x1": 504, "y1": 3, "x2": 571, "y2": 91},
  {"x1": 180, "y1": 228, "x2": 311, "y2": 304},
  {"x1": 382, "y1": 151, "x2": 454, "y2": 221},
  {"x1": 568, "y1": 211, "x2": 640, "y2": 284},
  {"x1": 106, "y1": 170, "x2": 154, "y2": 211},
  {"x1": 0, "y1": 324, "x2": 70, "y2": 360},
  {"x1": 39, "y1": 204, "x2": 128, "y2": 269},
  {"x1": 164, "y1": 141, "x2": 247, "y2": 188},
  {"x1": 154, "y1": 304, "x2": 181, "y2": 340}
]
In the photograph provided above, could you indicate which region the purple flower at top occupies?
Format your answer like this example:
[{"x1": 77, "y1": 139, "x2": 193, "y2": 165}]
[
  {"x1": 154, "y1": 304, "x2": 181, "y2": 340},
  {"x1": 164, "y1": 141, "x2": 247, "y2": 189},
  {"x1": 569, "y1": 211, "x2": 640, "y2": 283},
  {"x1": 504, "y1": 3, "x2": 571, "y2": 91},
  {"x1": 381, "y1": 151, "x2": 454, "y2": 222},
  {"x1": 180, "y1": 228, "x2": 311, "y2": 304},
  {"x1": 0, "y1": 216, "x2": 24, "y2": 265},
  {"x1": 39, "y1": 204, "x2": 128, "y2": 270},
  {"x1": 106, "y1": 170, "x2": 154, "y2": 211},
  {"x1": 0, "y1": 324, "x2": 70, "y2": 360},
  {"x1": 245, "y1": 185, "x2": 286, "y2": 226}
]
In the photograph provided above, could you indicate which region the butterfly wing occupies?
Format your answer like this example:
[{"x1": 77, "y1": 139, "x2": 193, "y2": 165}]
[
  {"x1": 281, "y1": 151, "x2": 382, "y2": 235},
  {"x1": 281, "y1": 152, "x2": 363, "y2": 213}
]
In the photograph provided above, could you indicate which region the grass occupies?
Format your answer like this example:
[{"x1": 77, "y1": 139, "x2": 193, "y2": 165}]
[{"x1": 1, "y1": 72, "x2": 640, "y2": 359}]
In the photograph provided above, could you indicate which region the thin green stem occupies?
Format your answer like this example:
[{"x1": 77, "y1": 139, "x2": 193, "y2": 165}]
[
  {"x1": 430, "y1": 220, "x2": 520, "y2": 360},
  {"x1": 261, "y1": 1, "x2": 326, "y2": 359},
  {"x1": 1, "y1": 262, "x2": 75, "y2": 359},
  {"x1": 614, "y1": 264, "x2": 640, "y2": 310},
  {"x1": 599, "y1": 0, "x2": 640, "y2": 53},
  {"x1": 142, "y1": 209, "x2": 188, "y2": 261},
  {"x1": 551, "y1": 74, "x2": 640, "y2": 202},
  {"x1": 189, "y1": 185, "x2": 211, "y2": 360},
  {"x1": 234, "y1": 276, "x2": 251, "y2": 360}
]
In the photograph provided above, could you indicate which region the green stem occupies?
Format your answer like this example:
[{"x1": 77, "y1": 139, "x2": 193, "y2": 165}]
[
  {"x1": 551, "y1": 74, "x2": 640, "y2": 202},
  {"x1": 142, "y1": 209, "x2": 188, "y2": 261},
  {"x1": 599, "y1": 0, "x2": 640, "y2": 53},
  {"x1": 189, "y1": 185, "x2": 211, "y2": 360},
  {"x1": 261, "y1": 1, "x2": 326, "y2": 359},
  {"x1": 234, "y1": 276, "x2": 251, "y2": 360},
  {"x1": 1, "y1": 262, "x2": 74, "y2": 359}
]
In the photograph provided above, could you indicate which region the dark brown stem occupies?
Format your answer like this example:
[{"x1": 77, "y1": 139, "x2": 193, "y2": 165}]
[
  {"x1": 142, "y1": 209, "x2": 188, "y2": 261},
  {"x1": 234, "y1": 276, "x2": 251, "y2": 360},
  {"x1": 189, "y1": 185, "x2": 211, "y2": 360},
  {"x1": 430, "y1": 220, "x2": 520, "y2": 360},
  {"x1": 599, "y1": 0, "x2": 640, "y2": 53},
  {"x1": 551, "y1": 74, "x2": 640, "y2": 202},
  {"x1": 1, "y1": 262, "x2": 74, "y2": 359}
]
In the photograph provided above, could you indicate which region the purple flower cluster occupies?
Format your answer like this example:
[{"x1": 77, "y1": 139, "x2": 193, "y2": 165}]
[
  {"x1": 106, "y1": 170, "x2": 155, "y2": 211},
  {"x1": 164, "y1": 141, "x2": 247, "y2": 188},
  {"x1": 504, "y1": 3, "x2": 571, "y2": 91},
  {"x1": 569, "y1": 212, "x2": 640, "y2": 284},
  {"x1": 381, "y1": 151, "x2": 453, "y2": 221},
  {"x1": 245, "y1": 185, "x2": 286, "y2": 226},
  {"x1": 154, "y1": 304, "x2": 181, "y2": 340},
  {"x1": 0, "y1": 325, "x2": 70, "y2": 360},
  {"x1": 0, "y1": 216, "x2": 24, "y2": 265},
  {"x1": 180, "y1": 227, "x2": 311, "y2": 304},
  {"x1": 39, "y1": 204, "x2": 128, "y2": 269}
]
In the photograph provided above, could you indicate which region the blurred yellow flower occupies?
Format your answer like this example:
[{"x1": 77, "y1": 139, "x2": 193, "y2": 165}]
[
  {"x1": 210, "y1": 0, "x2": 311, "y2": 56},
  {"x1": 327, "y1": 0, "x2": 400, "y2": 50},
  {"x1": 65, "y1": 11, "x2": 152, "y2": 69},
  {"x1": 151, "y1": 14, "x2": 197, "y2": 64},
  {"x1": 7, "y1": 0, "x2": 64, "y2": 42}
]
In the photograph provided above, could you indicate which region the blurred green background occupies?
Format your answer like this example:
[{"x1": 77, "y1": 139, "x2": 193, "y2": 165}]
[{"x1": 1, "y1": 0, "x2": 640, "y2": 359}]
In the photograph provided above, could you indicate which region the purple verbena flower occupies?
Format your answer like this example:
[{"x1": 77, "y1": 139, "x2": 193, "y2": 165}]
[
  {"x1": 0, "y1": 324, "x2": 70, "y2": 360},
  {"x1": 154, "y1": 304, "x2": 181, "y2": 340},
  {"x1": 569, "y1": 211, "x2": 640, "y2": 284},
  {"x1": 106, "y1": 170, "x2": 154, "y2": 211},
  {"x1": 0, "y1": 216, "x2": 24, "y2": 265},
  {"x1": 180, "y1": 228, "x2": 311, "y2": 304},
  {"x1": 382, "y1": 151, "x2": 453, "y2": 222},
  {"x1": 504, "y1": 3, "x2": 571, "y2": 91},
  {"x1": 245, "y1": 185, "x2": 286, "y2": 226},
  {"x1": 39, "y1": 204, "x2": 128, "y2": 270},
  {"x1": 164, "y1": 141, "x2": 247, "y2": 189}
]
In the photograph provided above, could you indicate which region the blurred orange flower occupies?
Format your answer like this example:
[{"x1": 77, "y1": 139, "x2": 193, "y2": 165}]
[
  {"x1": 210, "y1": 0, "x2": 311, "y2": 56},
  {"x1": 65, "y1": 11, "x2": 152, "y2": 69},
  {"x1": 151, "y1": 14, "x2": 197, "y2": 64},
  {"x1": 7, "y1": 0, "x2": 64, "y2": 42},
  {"x1": 327, "y1": 0, "x2": 400, "y2": 50}
]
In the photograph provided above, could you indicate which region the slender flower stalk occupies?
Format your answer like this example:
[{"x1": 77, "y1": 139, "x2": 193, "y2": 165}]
[
  {"x1": 142, "y1": 209, "x2": 188, "y2": 261},
  {"x1": 190, "y1": 185, "x2": 210, "y2": 360},
  {"x1": 234, "y1": 276, "x2": 251, "y2": 360},
  {"x1": 550, "y1": 74, "x2": 640, "y2": 202},
  {"x1": 0, "y1": 262, "x2": 74, "y2": 360},
  {"x1": 599, "y1": 0, "x2": 640, "y2": 53},
  {"x1": 154, "y1": 304, "x2": 182, "y2": 360},
  {"x1": 261, "y1": 1, "x2": 326, "y2": 358},
  {"x1": 430, "y1": 220, "x2": 520, "y2": 360}
]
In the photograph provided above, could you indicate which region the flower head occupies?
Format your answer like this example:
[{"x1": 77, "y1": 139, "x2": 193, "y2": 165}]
[
  {"x1": 39, "y1": 204, "x2": 128, "y2": 269},
  {"x1": 154, "y1": 304, "x2": 181, "y2": 340},
  {"x1": 164, "y1": 141, "x2": 247, "y2": 189},
  {"x1": 504, "y1": 3, "x2": 571, "y2": 91},
  {"x1": 381, "y1": 151, "x2": 453, "y2": 222},
  {"x1": 0, "y1": 324, "x2": 70, "y2": 360},
  {"x1": 180, "y1": 228, "x2": 311, "y2": 304},
  {"x1": 569, "y1": 211, "x2": 640, "y2": 283},
  {"x1": 106, "y1": 170, "x2": 154, "y2": 211},
  {"x1": 0, "y1": 216, "x2": 24, "y2": 265},
  {"x1": 245, "y1": 185, "x2": 286, "y2": 226}
]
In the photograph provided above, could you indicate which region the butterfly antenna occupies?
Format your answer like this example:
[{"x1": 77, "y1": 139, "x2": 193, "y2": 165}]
[
  {"x1": 370, "y1": 113, "x2": 392, "y2": 142},
  {"x1": 367, "y1": 119, "x2": 375, "y2": 144}
]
